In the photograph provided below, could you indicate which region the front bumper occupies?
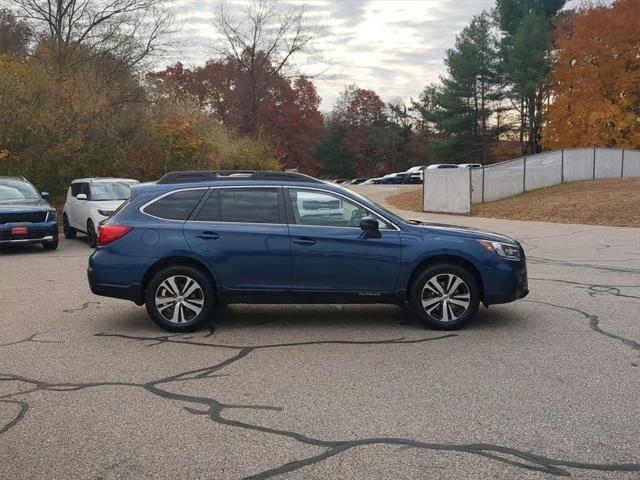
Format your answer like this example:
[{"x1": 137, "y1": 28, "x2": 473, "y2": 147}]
[
  {"x1": 0, "y1": 221, "x2": 58, "y2": 244},
  {"x1": 482, "y1": 259, "x2": 529, "y2": 305}
]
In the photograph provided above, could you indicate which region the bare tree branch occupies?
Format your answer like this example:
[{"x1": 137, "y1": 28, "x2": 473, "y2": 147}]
[{"x1": 6, "y1": 0, "x2": 175, "y2": 70}]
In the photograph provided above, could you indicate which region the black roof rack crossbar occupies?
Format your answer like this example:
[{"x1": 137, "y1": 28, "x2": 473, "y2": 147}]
[{"x1": 156, "y1": 170, "x2": 323, "y2": 185}]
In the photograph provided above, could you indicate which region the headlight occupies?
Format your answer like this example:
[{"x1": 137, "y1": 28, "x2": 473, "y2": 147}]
[
  {"x1": 47, "y1": 210, "x2": 57, "y2": 222},
  {"x1": 98, "y1": 209, "x2": 114, "y2": 217},
  {"x1": 478, "y1": 240, "x2": 521, "y2": 260}
]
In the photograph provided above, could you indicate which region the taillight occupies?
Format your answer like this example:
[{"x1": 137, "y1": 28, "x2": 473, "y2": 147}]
[{"x1": 97, "y1": 225, "x2": 133, "y2": 246}]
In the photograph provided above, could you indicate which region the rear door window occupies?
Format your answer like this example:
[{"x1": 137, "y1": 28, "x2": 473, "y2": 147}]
[
  {"x1": 144, "y1": 189, "x2": 206, "y2": 220},
  {"x1": 194, "y1": 190, "x2": 220, "y2": 221},
  {"x1": 218, "y1": 188, "x2": 282, "y2": 224}
]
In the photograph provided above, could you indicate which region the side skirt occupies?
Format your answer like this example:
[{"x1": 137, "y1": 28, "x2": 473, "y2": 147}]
[{"x1": 220, "y1": 289, "x2": 406, "y2": 305}]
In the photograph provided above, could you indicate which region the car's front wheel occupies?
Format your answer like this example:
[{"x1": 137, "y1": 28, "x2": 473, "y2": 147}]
[
  {"x1": 42, "y1": 234, "x2": 59, "y2": 250},
  {"x1": 145, "y1": 266, "x2": 215, "y2": 332},
  {"x1": 63, "y1": 214, "x2": 76, "y2": 239},
  {"x1": 409, "y1": 263, "x2": 480, "y2": 330},
  {"x1": 87, "y1": 220, "x2": 97, "y2": 248}
]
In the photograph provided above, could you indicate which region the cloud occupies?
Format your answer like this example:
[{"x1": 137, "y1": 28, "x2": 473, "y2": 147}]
[{"x1": 164, "y1": 0, "x2": 495, "y2": 110}]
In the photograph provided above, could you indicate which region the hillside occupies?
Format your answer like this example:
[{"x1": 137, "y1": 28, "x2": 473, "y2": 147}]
[{"x1": 385, "y1": 178, "x2": 640, "y2": 227}]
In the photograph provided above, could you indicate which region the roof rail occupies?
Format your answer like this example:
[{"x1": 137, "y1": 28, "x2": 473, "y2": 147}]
[{"x1": 156, "y1": 170, "x2": 323, "y2": 185}]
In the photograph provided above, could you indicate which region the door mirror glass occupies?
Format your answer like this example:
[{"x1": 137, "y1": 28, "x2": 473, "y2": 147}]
[
  {"x1": 77, "y1": 193, "x2": 88, "y2": 200},
  {"x1": 360, "y1": 216, "x2": 379, "y2": 231}
]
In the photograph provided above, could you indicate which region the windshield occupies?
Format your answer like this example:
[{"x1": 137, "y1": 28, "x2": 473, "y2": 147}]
[
  {"x1": 0, "y1": 179, "x2": 41, "y2": 202},
  {"x1": 90, "y1": 182, "x2": 132, "y2": 201}
]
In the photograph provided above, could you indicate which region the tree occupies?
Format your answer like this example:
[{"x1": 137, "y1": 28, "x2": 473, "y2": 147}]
[
  {"x1": 494, "y1": 0, "x2": 566, "y2": 154},
  {"x1": 331, "y1": 85, "x2": 386, "y2": 175},
  {"x1": 0, "y1": 8, "x2": 32, "y2": 57},
  {"x1": 414, "y1": 11, "x2": 502, "y2": 164},
  {"x1": 215, "y1": 0, "x2": 319, "y2": 136},
  {"x1": 315, "y1": 122, "x2": 353, "y2": 178},
  {"x1": 542, "y1": 0, "x2": 640, "y2": 149},
  {"x1": 9, "y1": 0, "x2": 173, "y2": 69},
  {"x1": 151, "y1": 61, "x2": 324, "y2": 173}
]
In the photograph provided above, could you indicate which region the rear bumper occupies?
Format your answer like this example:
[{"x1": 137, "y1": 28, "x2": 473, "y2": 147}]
[{"x1": 88, "y1": 266, "x2": 144, "y2": 305}]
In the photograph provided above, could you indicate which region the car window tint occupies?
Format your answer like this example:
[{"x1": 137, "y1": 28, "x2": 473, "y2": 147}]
[
  {"x1": 194, "y1": 190, "x2": 220, "y2": 221},
  {"x1": 219, "y1": 188, "x2": 281, "y2": 224},
  {"x1": 71, "y1": 183, "x2": 82, "y2": 197},
  {"x1": 145, "y1": 189, "x2": 206, "y2": 220},
  {"x1": 288, "y1": 189, "x2": 391, "y2": 229}
]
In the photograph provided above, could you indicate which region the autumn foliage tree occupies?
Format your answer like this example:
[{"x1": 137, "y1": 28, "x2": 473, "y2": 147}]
[
  {"x1": 542, "y1": 0, "x2": 640, "y2": 149},
  {"x1": 151, "y1": 59, "x2": 324, "y2": 173}
]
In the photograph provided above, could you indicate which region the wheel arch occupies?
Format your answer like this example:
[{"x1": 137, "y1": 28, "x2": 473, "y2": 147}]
[
  {"x1": 141, "y1": 256, "x2": 219, "y2": 301},
  {"x1": 407, "y1": 254, "x2": 485, "y2": 303}
]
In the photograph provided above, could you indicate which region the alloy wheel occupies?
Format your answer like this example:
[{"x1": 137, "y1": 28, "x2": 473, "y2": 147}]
[
  {"x1": 154, "y1": 275, "x2": 205, "y2": 324},
  {"x1": 421, "y1": 273, "x2": 471, "y2": 322}
]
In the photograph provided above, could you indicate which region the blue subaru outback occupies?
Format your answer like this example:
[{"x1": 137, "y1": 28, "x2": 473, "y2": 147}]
[{"x1": 88, "y1": 171, "x2": 528, "y2": 332}]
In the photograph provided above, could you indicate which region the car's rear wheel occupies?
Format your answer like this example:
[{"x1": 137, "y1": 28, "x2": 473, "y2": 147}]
[
  {"x1": 409, "y1": 263, "x2": 480, "y2": 330},
  {"x1": 63, "y1": 214, "x2": 76, "y2": 239},
  {"x1": 145, "y1": 266, "x2": 215, "y2": 332},
  {"x1": 87, "y1": 220, "x2": 97, "y2": 248}
]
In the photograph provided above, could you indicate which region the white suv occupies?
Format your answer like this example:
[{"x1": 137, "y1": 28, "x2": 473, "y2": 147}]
[{"x1": 63, "y1": 178, "x2": 138, "y2": 247}]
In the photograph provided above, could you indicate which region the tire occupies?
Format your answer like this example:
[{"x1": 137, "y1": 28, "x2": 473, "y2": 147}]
[
  {"x1": 145, "y1": 265, "x2": 215, "y2": 332},
  {"x1": 63, "y1": 214, "x2": 76, "y2": 239},
  {"x1": 409, "y1": 262, "x2": 480, "y2": 330},
  {"x1": 87, "y1": 220, "x2": 97, "y2": 248},
  {"x1": 43, "y1": 234, "x2": 59, "y2": 250}
]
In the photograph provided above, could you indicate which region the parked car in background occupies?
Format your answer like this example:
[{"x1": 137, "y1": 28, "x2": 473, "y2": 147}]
[
  {"x1": 374, "y1": 172, "x2": 410, "y2": 184},
  {"x1": 426, "y1": 164, "x2": 460, "y2": 170},
  {"x1": 404, "y1": 165, "x2": 426, "y2": 183},
  {"x1": 0, "y1": 176, "x2": 58, "y2": 250},
  {"x1": 459, "y1": 163, "x2": 482, "y2": 169},
  {"x1": 88, "y1": 170, "x2": 529, "y2": 333},
  {"x1": 344, "y1": 178, "x2": 368, "y2": 185},
  {"x1": 63, "y1": 178, "x2": 138, "y2": 248}
]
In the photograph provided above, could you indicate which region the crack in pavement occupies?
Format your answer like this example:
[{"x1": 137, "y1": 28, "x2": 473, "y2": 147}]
[
  {"x1": 529, "y1": 278, "x2": 640, "y2": 300},
  {"x1": 2, "y1": 332, "x2": 638, "y2": 478},
  {"x1": 63, "y1": 302, "x2": 101, "y2": 313},
  {"x1": 94, "y1": 332, "x2": 456, "y2": 350},
  {"x1": 0, "y1": 399, "x2": 28, "y2": 435},
  {"x1": 0, "y1": 333, "x2": 64, "y2": 347},
  {"x1": 524, "y1": 300, "x2": 640, "y2": 352}
]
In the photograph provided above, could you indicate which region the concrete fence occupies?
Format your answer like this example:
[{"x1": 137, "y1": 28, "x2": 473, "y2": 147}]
[{"x1": 423, "y1": 147, "x2": 640, "y2": 214}]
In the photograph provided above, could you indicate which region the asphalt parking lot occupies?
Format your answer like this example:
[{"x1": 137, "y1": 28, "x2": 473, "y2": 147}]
[{"x1": 1, "y1": 186, "x2": 639, "y2": 479}]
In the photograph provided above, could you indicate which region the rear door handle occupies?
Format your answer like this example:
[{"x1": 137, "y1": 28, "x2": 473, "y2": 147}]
[
  {"x1": 293, "y1": 237, "x2": 316, "y2": 246},
  {"x1": 196, "y1": 231, "x2": 219, "y2": 240}
]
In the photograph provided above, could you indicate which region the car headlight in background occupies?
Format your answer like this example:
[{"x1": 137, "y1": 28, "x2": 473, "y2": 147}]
[
  {"x1": 478, "y1": 240, "x2": 521, "y2": 260},
  {"x1": 98, "y1": 209, "x2": 115, "y2": 217}
]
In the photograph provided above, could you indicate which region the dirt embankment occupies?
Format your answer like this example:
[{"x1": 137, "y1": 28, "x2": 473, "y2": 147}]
[{"x1": 386, "y1": 178, "x2": 640, "y2": 227}]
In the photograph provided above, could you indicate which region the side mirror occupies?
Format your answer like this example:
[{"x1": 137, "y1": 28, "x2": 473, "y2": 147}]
[
  {"x1": 360, "y1": 216, "x2": 379, "y2": 231},
  {"x1": 40, "y1": 192, "x2": 50, "y2": 200},
  {"x1": 77, "y1": 193, "x2": 88, "y2": 200}
]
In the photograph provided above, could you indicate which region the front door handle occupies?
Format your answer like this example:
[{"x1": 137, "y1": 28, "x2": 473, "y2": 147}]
[
  {"x1": 196, "y1": 231, "x2": 219, "y2": 240},
  {"x1": 293, "y1": 237, "x2": 316, "y2": 246}
]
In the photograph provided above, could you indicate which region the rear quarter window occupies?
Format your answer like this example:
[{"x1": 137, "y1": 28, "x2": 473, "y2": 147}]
[{"x1": 144, "y1": 189, "x2": 206, "y2": 220}]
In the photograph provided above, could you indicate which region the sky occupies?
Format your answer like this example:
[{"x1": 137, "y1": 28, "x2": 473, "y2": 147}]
[{"x1": 166, "y1": 0, "x2": 574, "y2": 112}]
